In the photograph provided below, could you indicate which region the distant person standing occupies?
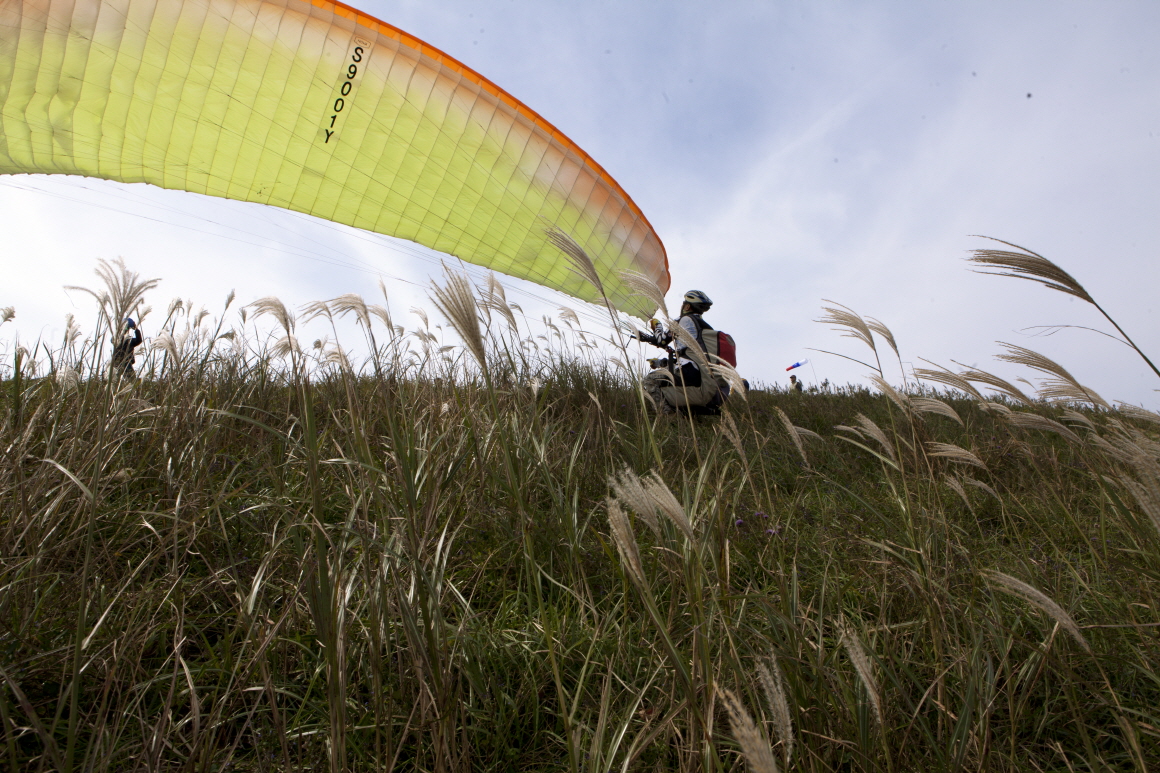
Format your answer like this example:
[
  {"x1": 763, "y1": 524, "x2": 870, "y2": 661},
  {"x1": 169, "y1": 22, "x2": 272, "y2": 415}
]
[
  {"x1": 789, "y1": 374, "x2": 804, "y2": 394},
  {"x1": 111, "y1": 318, "x2": 143, "y2": 379}
]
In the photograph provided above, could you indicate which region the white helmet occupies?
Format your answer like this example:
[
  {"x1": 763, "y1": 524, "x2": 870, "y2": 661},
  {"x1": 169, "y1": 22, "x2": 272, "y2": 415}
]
[{"x1": 682, "y1": 290, "x2": 713, "y2": 309}]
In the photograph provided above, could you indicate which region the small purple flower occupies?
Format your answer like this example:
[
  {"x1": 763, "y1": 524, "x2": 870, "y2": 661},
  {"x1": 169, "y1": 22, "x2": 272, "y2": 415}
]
[
  {"x1": 735, "y1": 518, "x2": 744, "y2": 526},
  {"x1": 765, "y1": 529, "x2": 776, "y2": 535},
  {"x1": 757, "y1": 511, "x2": 767, "y2": 519}
]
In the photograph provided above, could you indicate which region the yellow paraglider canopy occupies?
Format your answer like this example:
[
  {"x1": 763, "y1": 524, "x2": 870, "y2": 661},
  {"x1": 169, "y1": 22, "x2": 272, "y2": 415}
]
[{"x1": 0, "y1": 0, "x2": 669, "y2": 316}]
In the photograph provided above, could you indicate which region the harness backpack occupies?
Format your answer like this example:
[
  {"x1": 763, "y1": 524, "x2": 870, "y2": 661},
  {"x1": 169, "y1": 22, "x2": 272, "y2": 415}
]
[
  {"x1": 688, "y1": 315, "x2": 737, "y2": 368},
  {"x1": 687, "y1": 315, "x2": 737, "y2": 398}
]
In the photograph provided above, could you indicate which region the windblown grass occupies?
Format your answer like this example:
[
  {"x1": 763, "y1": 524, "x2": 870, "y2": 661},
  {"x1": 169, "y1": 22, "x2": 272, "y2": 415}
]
[{"x1": 1, "y1": 255, "x2": 1159, "y2": 772}]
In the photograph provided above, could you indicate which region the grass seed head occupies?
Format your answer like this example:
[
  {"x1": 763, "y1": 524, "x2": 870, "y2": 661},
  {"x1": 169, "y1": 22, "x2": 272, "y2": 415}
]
[
  {"x1": 838, "y1": 617, "x2": 883, "y2": 726},
  {"x1": 247, "y1": 297, "x2": 295, "y2": 336},
  {"x1": 914, "y1": 364, "x2": 985, "y2": 401},
  {"x1": 610, "y1": 468, "x2": 661, "y2": 537},
  {"x1": 817, "y1": 301, "x2": 877, "y2": 354},
  {"x1": 909, "y1": 396, "x2": 964, "y2": 425},
  {"x1": 865, "y1": 316, "x2": 899, "y2": 358},
  {"x1": 618, "y1": 269, "x2": 669, "y2": 319},
  {"x1": 428, "y1": 269, "x2": 488, "y2": 373},
  {"x1": 546, "y1": 226, "x2": 604, "y2": 296},
  {"x1": 65, "y1": 257, "x2": 161, "y2": 333},
  {"x1": 643, "y1": 472, "x2": 695, "y2": 541},
  {"x1": 926, "y1": 442, "x2": 987, "y2": 470},
  {"x1": 984, "y1": 571, "x2": 1091, "y2": 652},
  {"x1": 775, "y1": 407, "x2": 813, "y2": 467},
  {"x1": 712, "y1": 362, "x2": 748, "y2": 400},
  {"x1": 757, "y1": 658, "x2": 794, "y2": 765},
  {"x1": 967, "y1": 239, "x2": 1093, "y2": 303},
  {"x1": 607, "y1": 499, "x2": 647, "y2": 588},
  {"x1": 1005, "y1": 411, "x2": 1082, "y2": 444},
  {"x1": 853, "y1": 413, "x2": 896, "y2": 463},
  {"x1": 996, "y1": 343, "x2": 1108, "y2": 408},
  {"x1": 719, "y1": 688, "x2": 781, "y2": 773},
  {"x1": 951, "y1": 362, "x2": 1034, "y2": 405}
]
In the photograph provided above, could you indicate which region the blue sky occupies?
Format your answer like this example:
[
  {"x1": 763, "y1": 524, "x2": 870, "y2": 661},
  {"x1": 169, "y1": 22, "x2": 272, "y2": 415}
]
[{"x1": 3, "y1": 1, "x2": 1159, "y2": 406}]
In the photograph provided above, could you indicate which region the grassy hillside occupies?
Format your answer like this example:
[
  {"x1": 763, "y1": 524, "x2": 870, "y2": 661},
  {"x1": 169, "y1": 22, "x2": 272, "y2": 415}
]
[{"x1": 1, "y1": 259, "x2": 1159, "y2": 772}]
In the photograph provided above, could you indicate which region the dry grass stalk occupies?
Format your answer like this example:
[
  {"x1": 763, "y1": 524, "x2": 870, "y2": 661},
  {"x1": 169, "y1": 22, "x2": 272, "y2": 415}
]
[
  {"x1": 641, "y1": 473, "x2": 695, "y2": 541},
  {"x1": 0, "y1": 306, "x2": 13, "y2": 325},
  {"x1": 960, "y1": 474, "x2": 1000, "y2": 500},
  {"x1": 617, "y1": 269, "x2": 669, "y2": 319},
  {"x1": 838, "y1": 617, "x2": 883, "y2": 726},
  {"x1": 1108, "y1": 431, "x2": 1160, "y2": 536},
  {"x1": 869, "y1": 375, "x2": 910, "y2": 415},
  {"x1": 926, "y1": 442, "x2": 987, "y2": 470},
  {"x1": 61, "y1": 314, "x2": 82, "y2": 349},
  {"x1": 952, "y1": 363, "x2": 1034, "y2": 405},
  {"x1": 328, "y1": 294, "x2": 371, "y2": 328},
  {"x1": 718, "y1": 688, "x2": 781, "y2": 773},
  {"x1": 866, "y1": 316, "x2": 899, "y2": 358},
  {"x1": 428, "y1": 269, "x2": 487, "y2": 372},
  {"x1": 481, "y1": 276, "x2": 518, "y2": 333},
  {"x1": 1060, "y1": 409, "x2": 1096, "y2": 431},
  {"x1": 757, "y1": 658, "x2": 794, "y2": 765},
  {"x1": 299, "y1": 300, "x2": 332, "y2": 324},
  {"x1": 1120, "y1": 475, "x2": 1160, "y2": 538},
  {"x1": 914, "y1": 365, "x2": 985, "y2": 401},
  {"x1": 610, "y1": 469, "x2": 661, "y2": 537},
  {"x1": 910, "y1": 397, "x2": 963, "y2": 425},
  {"x1": 968, "y1": 239, "x2": 1092, "y2": 302},
  {"x1": 1005, "y1": 412, "x2": 1082, "y2": 444},
  {"x1": 607, "y1": 499, "x2": 646, "y2": 588},
  {"x1": 719, "y1": 410, "x2": 747, "y2": 463},
  {"x1": 322, "y1": 344, "x2": 354, "y2": 373},
  {"x1": 248, "y1": 297, "x2": 295, "y2": 336},
  {"x1": 1114, "y1": 404, "x2": 1160, "y2": 426},
  {"x1": 817, "y1": 301, "x2": 877, "y2": 354},
  {"x1": 943, "y1": 474, "x2": 974, "y2": 511},
  {"x1": 775, "y1": 407, "x2": 810, "y2": 466},
  {"x1": 271, "y1": 335, "x2": 302, "y2": 360},
  {"x1": 669, "y1": 324, "x2": 713, "y2": 373},
  {"x1": 546, "y1": 226, "x2": 604, "y2": 295},
  {"x1": 712, "y1": 362, "x2": 749, "y2": 401},
  {"x1": 65, "y1": 257, "x2": 161, "y2": 329},
  {"x1": 55, "y1": 366, "x2": 80, "y2": 390},
  {"x1": 983, "y1": 571, "x2": 1091, "y2": 652},
  {"x1": 153, "y1": 330, "x2": 182, "y2": 364},
  {"x1": 852, "y1": 414, "x2": 897, "y2": 464},
  {"x1": 557, "y1": 306, "x2": 581, "y2": 328},
  {"x1": 978, "y1": 400, "x2": 1013, "y2": 416},
  {"x1": 996, "y1": 344, "x2": 1108, "y2": 408},
  {"x1": 486, "y1": 273, "x2": 507, "y2": 306},
  {"x1": 1038, "y1": 379, "x2": 1111, "y2": 409}
]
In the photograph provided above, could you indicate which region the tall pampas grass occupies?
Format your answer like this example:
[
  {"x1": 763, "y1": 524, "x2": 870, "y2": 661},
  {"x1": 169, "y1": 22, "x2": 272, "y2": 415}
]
[
  {"x1": 757, "y1": 658, "x2": 794, "y2": 766},
  {"x1": 546, "y1": 226, "x2": 604, "y2": 297},
  {"x1": 719, "y1": 688, "x2": 781, "y2": 773},
  {"x1": 970, "y1": 237, "x2": 1160, "y2": 381},
  {"x1": 428, "y1": 268, "x2": 487, "y2": 375},
  {"x1": 838, "y1": 617, "x2": 883, "y2": 727},
  {"x1": 983, "y1": 571, "x2": 1091, "y2": 652},
  {"x1": 607, "y1": 499, "x2": 646, "y2": 588},
  {"x1": 65, "y1": 257, "x2": 161, "y2": 333}
]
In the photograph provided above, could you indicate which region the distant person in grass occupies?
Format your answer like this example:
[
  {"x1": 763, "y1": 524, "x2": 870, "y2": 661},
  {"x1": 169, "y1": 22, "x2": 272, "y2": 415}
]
[
  {"x1": 636, "y1": 290, "x2": 724, "y2": 415},
  {"x1": 111, "y1": 317, "x2": 143, "y2": 379},
  {"x1": 790, "y1": 374, "x2": 804, "y2": 393}
]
